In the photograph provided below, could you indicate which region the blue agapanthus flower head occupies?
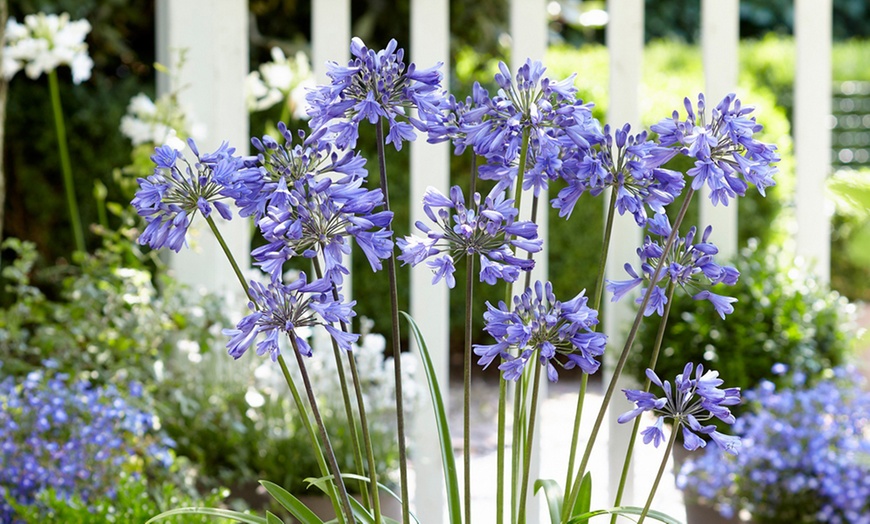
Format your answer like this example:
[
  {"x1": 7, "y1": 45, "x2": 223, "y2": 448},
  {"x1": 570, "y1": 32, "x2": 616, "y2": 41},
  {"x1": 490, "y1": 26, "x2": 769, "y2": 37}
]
[
  {"x1": 473, "y1": 281, "x2": 607, "y2": 382},
  {"x1": 223, "y1": 273, "x2": 359, "y2": 361},
  {"x1": 650, "y1": 93, "x2": 779, "y2": 206},
  {"x1": 229, "y1": 123, "x2": 368, "y2": 220},
  {"x1": 450, "y1": 60, "x2": 603, "y2": 196},
  {"x1": 306, "y1": 37, "x2": 445, "y2": 150},
  {"x1": 252, "y1": 174, "x2": 393, "y2": 283},
  {"x1": 619, "y1": 362, "x2": 741, "y2": 454},
  {"x1": 132, "y1": 139, "x2": 253, "y2": 252},
  {"x1": 397, "y1": 185, "x2": 541, "y2": 288},
  {"x1": 605, "y1": 212, "x2": 739, "y2": 318},
  {"x1": 552, "y1": 123, "x2": 683, "y2": 224}
]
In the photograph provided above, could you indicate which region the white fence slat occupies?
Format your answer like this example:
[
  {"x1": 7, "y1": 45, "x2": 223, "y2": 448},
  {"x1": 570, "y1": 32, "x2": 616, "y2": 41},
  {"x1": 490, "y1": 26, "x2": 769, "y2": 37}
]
[
  {"x1": 410, "y1": 0, "x2": 450, "y2": 521},
  {"x1": 794, "y1": 0, "x2": 833, "y2": 283},
  {"x1": 700, "y1": 0, "x2": 739, "y2": 258},
  {"x1": 156, "y1": 0, "x2": 250, "y2": 299},
  {"x1": 604, "y1": 0, "x2": 644, "y2": 509},
  {"x1": 511, "y1": 1, "x2": 548, "y2": 522},
  {"x1": 312, "y1": 0, "x2": 350, "y2": 84}
]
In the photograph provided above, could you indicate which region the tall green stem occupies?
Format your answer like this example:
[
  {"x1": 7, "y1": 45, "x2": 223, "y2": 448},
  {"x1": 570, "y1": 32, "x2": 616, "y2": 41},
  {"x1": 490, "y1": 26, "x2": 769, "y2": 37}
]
[
  {"x1": 205, "y1": 216, "x2": 346, "y2": 521},
  {"x1": 499, "y1": 127, "x2": 531, "y2": 524},
  {"x1": 374, "y1": 119, "x2": 410, "y2": 524},
  {"x1": 610, "y1": 281, "x2": 676, "y2": 522},
  {"x1": 564, "y1": 188, "x2": 618, "y2": 498},
  {"x1": 278, "y1": 354, "x2": 347, "y2": 524},
  {"x1": 463, "y1": 254, "x2": 475, "y2": 524},
  {"x1": 563, "y1": 188, "x2": 696, "y2": 520},
  {"x1": 637, "y1": 422, "x2": 680, "y2": 524},
  {"x1": 49, "y1": 70, "x2": 85, "y2": 253},
  {"x1": 312, "y1": 258, "x2": 377, "y2": 517},
  {"x1": 517, "y1": 357, "x2": 543, "y2": 524},
  {"x1": 290, "y1": 338, "x2": 356, "y2": 523}
]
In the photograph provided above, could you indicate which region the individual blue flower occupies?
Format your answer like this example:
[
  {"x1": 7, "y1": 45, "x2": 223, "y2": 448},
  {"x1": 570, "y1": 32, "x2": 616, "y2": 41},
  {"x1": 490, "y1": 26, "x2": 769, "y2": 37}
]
[
  {"x1": 473, "y1": 281, "x2": 607, "y2": 382},
  {"x1": 552, "y1": 124, "x2": 682, "y2": 224},
  {"x1": 306, "y1": 37, "x2": 445, "y2": 150},
  {"x1": 132, "y1": 139, "x2": 252, "y2": 252},
  {"x1": 223, "y1": 273, "x2": 359, "y2": 361},
  {"x1": 619, "y1": 363, "x2": 741, "y2": 454},
  {"x1": 397, "y1": 185, "x2": 541, "y2": 288},
  {"x1": 229, "y1": 123, "x2": 368, "y2": 220},
  {"x1": 605, "y1": 212, "x2": 739, "y2": 317},
  {"x1": 252, "y1": 175, "x2": 393, "y2": 283},
  {"x1": 650, "y1": 93, "x2": 779, "y2": 206}
]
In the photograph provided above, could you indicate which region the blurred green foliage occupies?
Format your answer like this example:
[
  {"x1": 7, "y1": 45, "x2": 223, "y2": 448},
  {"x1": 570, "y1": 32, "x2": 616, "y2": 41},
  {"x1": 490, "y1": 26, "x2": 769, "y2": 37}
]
[{"x1": 629, "y1": 240, "x2": 855, "y2": 414}]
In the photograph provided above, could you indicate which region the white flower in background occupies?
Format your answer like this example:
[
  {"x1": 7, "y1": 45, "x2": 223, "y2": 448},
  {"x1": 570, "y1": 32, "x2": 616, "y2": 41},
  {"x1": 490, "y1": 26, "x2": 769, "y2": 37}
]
[
  {"x1": 245, "y1": 46, "x2": 314, "y2": 118},
  {"x1": 3, "y1": 12, "x2": 93, "y2": 84},
  {"x1": 120, "y1": 92, "x2": 206, "y2": 150}
]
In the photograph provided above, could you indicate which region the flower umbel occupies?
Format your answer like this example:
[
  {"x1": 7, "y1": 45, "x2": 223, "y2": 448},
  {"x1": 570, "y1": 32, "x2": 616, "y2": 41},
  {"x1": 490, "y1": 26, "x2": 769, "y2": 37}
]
[
  {"x1": 132, "y1": 140, "x2": 250, "y2": 252},
  {"x1": 619, "y1": 363, "x2": 741, "y2": 454},
  {"x1": 306, "y1": 37, "x2": 445, "y2": 150},
  {"x1": 3, "y1": 12, "x2": 93, "y2": 83},
  {"x1": 606, "y1": 212, "x2": 739, "y2": 317},
  {"x1": 397, "y1": 185, "x2": 542, "y2": 288},
  {"x1": 474, "y1": 281, "x2": 607, "y2": 381},
  {"x1": 223, "y1": 273, "x2": 359, "y2": 361}
]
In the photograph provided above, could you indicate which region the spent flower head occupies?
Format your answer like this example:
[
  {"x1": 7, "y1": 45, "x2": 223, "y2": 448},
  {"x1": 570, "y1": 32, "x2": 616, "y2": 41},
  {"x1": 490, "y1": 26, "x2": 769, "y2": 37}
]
[
  {"x1": 3, "y1": 12, "x2": 93, "y2": 83},
  {"x1": 474, "y1": 281, "x2": 607, "y2": 382},
  {"x1": 606, "y1": 212, "x2": 739, "y2": 318},
  {"x1": 619, "y1": 363, "x2": 741, "y2": 454},
  {"x1": 306, "y1": 37, "x2": 445, "y2": 150},
  {"x1": 650, "y1": 93, "x2": 779, "y2": 206},
  {"x1": 397, "y1": 185, "x2": 541, "y2": 288}
]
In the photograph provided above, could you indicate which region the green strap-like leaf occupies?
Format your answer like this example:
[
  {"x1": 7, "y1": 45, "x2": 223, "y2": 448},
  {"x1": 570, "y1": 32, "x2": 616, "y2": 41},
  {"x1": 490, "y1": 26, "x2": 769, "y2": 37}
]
[
  {"x1": 568, "y1": 505, "x2": 684, "y2": 524},
  {"x1": 259, "y1": 480, "x2": 324, "y2": 524},
  {"x1": 266, "y1": 511, "x2": 285, "y2": 524},
  {"x1": 572, "y1": 472, "x2": 592, "y2": 523},
  {"x1": 145, "y1": 507, "x2": 268, "y2": 524},
  {"x1": 400, "y1": 311, "x2": 463, "y2": 524},
  {"x1": 533, "y1": 479, "x2": 564, "y2": 524}
]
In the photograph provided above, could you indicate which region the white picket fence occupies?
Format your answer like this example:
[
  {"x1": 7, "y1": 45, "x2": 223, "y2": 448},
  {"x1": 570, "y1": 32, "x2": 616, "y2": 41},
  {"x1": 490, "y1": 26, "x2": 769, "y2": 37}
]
[{"x1": 155, "y1": 0, "x2": 833, "y2": 522}]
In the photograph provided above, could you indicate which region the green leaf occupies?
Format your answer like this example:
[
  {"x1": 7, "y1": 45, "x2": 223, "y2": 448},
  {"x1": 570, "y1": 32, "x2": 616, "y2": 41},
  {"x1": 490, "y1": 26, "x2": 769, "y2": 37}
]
[
  {"x1": 400, "y1": 311, "x2": 463, "y2": 524},
  {"x1": 567, "y1": 506, "x2": 683, "y2": 524},
  {"x1": 259, "y1": 480, "x2": 324, "y2": 524},
  {"x1": 572, "y1": 472, "x2": 592, "y2": 523},
  {"x1": 266, "y1": 511, "x2": 285, "y2": 524},
  {"x1": 145, "y1": 507, "x2": 268, "y2": 524},
  {"x1": 533, "y1": 479, "x2": 563, "y2": 524}
]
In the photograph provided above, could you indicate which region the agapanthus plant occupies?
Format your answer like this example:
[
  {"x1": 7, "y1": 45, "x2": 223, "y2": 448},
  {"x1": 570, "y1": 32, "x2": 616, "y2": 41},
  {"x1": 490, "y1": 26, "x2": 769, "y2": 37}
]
[
  {"x1": 245, "y1": 46, "x2": 314, "y2": 118},
  {"x1": 397, "y1": 185, "x2": 541, "y2": 288}
]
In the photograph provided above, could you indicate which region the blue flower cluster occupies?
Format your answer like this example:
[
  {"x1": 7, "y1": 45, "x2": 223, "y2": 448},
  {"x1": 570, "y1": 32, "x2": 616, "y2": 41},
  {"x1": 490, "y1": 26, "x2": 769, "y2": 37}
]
[
  {"x1": 650, "y1": 93, "x2": 779, "y2": 206},
  {"x1": 224, "y1": 274, "x2": 359, "y2": 361},
  {"x1": 606, "y1": 212, "x2": 739, "y2": 318},
  {"x1": 678, "y1": 367, "x2": 870, "y2": 523},
  {"x1": 619, "y1": 363, "x2": 741, "y2": 453},
  {"x1": 398, "y1": 185, "x2": 541, "y2": 288},
  {"x1": 132, "y1": 140, "x2": 254, "y2": 252},
  {"x1": 0, "y1": 371, "x2": 173, "y2": 523},
  {"x1": 474, "y1": 281, "x2": 607, "y2": 381},
  {"x1": 306, "y1": 37, "x2": 444, "y2": 150}
]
